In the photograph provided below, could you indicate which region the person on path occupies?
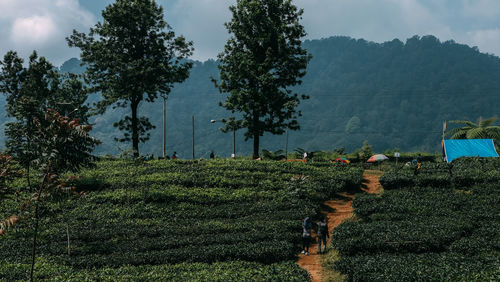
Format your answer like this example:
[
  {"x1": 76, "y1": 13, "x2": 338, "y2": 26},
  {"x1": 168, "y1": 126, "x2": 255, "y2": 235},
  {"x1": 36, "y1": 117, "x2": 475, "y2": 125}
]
[
  {"x1": 301, "y1": 217, "x2": 312, "y2": 255},
  {"x1": 317, "y1": 217, "x2": 329, "y2": 254},
  {"x1": 210, "y1": 150, "x2": 215, "y2": 159},
  {"x1": 172, "y1": 152, "x2": 178, "y2": 159}
]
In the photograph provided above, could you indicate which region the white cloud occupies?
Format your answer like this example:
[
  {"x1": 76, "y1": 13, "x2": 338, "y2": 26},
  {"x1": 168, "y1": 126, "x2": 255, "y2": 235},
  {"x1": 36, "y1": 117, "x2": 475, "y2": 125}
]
[
  {"x1": 11, "y1": 16, "x2": 57, "y2": 44},
  {"x1": 296, "y1": 0, "x2": 453, "y2": 43},
  {"x1": 0, "y1": 0, "x2": 94, "y2": 66},
  {"x1": 2, "y1": 0, "x2": 499, "y2": 65},
  {"x1": 160, "y1": 0, "x2": 500, "y2": 60},
  {"x1": 165, "y1": 0, "x2": 233, "y2": 61},
  {"x1": 461, "y1": 0, "x2": 500, "y2": 20},
  {"x1": 164, "y1": 0, "x2": 456, "y2": 60},
  {"x1": 466, "y1": 29, "x2": 500, "y2": 55}
]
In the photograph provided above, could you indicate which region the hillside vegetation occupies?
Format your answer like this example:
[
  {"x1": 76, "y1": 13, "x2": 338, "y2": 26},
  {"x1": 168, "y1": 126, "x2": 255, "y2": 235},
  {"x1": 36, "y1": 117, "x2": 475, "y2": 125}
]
[
  {"x1": 330, "y1": 158, "x2": 500, "y2": 281},
  {"x1": 2, "y1": 35, "x2": 499, "y2": 157},
  {"x1": 0, "y1": 160, "x2": 362, "y2": 280}
]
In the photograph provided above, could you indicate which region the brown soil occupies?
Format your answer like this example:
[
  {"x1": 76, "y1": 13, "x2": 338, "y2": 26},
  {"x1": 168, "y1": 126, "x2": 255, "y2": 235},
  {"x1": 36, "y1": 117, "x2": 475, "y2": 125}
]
[
  {"x1": 297, "y1": 170, "x2": 382, "y2": 282},
  {"x1": 362, "y1": 170, "x2": 384, "y2": 194}
]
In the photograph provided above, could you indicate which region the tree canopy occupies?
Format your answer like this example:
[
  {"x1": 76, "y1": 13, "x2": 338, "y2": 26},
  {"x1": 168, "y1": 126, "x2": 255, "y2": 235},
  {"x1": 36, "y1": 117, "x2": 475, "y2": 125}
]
[
  {"x1": 0, "y1": 51, "x2": 89, "y2": 168},
  {"x1": 446, "y1": 117, "x2": 500, "y2": 145},
  {"x1": 67, "y1": 0, "x2": 193, "y2": 157},
  {"x1": 215, "y1": 0, "x2": 311, "y2": 158},
  {"x1": 3, "y1": 35, "x2": 500, "y2": 157}
]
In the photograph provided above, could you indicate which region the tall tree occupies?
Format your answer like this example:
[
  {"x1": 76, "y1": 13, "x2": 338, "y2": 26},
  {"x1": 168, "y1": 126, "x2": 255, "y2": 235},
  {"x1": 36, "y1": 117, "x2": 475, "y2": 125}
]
[
  {"x1": 29, "y1": 109, "x2": 99, "y2": 281},
  {"x1": 446, "y1": 117, "x2": 500, "y2": 144},
  {"x1": 0, "y1": 51, "x2": 88, "y2": 186},
  {"x1": 214, "y1": 0, "x2": 311, "y2": 159},
  {"x1": 67, "y1": 0, "x2": 193, "y2": 157}
]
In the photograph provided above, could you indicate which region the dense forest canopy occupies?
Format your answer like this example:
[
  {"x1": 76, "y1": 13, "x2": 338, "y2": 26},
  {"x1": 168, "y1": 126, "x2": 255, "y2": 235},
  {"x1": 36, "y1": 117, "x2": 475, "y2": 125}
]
[{"x1": 1, "y1": 35, "x2": 499, "y2": 157}]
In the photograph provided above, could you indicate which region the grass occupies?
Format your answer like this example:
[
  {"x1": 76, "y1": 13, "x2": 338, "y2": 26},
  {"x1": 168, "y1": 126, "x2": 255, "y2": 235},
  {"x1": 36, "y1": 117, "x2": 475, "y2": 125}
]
[
  {"x1": 363, "y1": 169, "x2": 384, "y2": 176},
  {"x1": 320, "y1": 249, "x2": 346, "y2": 282}
]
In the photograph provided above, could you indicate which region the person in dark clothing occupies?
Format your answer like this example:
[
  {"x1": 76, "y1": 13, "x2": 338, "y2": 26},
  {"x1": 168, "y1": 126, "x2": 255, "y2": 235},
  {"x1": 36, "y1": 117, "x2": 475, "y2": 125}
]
[
  {"x1": 301, "y1": 217, "x2": 312, "y2": 255},
  {"x1": 317, "y1": 217, "x2": 329, "y2": 254},
  {"x1": 210, "y1": 150, "x2": 215, "y2": 159}
]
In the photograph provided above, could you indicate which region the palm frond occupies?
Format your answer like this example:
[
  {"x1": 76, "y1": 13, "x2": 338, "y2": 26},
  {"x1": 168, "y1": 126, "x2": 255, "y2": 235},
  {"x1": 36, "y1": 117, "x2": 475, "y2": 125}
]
[
  {"x1": 294, "y1": 148, "x2": 305, "y2": 154},
  {"x1": 479, "y1": 116, "x2": 498, "y2": 128},
  {"x1": 466, "y1": 128, "x2": 486, "y2": 139},
  {"x1": 485, "y1": 127, "x2": 500, "y2": 141},
  {"x1": 449, "y1": 130, "x2": 467, "y2": 139},
  {"x1": 449, "y1": 120, "x2": 478, "y2": 128},
  {"x1": 445, "y1": 127, "x2": 469, "y2": 137}
]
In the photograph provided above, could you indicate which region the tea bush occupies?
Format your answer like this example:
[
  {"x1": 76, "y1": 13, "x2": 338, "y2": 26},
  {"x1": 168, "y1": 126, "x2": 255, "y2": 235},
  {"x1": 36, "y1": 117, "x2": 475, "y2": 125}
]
[
  {"x1": 0, "y1": 159, "x2": 362, "y2": 280},
  {"x1": 332, "y1": 158, "x2": 500, "y2": 281}
]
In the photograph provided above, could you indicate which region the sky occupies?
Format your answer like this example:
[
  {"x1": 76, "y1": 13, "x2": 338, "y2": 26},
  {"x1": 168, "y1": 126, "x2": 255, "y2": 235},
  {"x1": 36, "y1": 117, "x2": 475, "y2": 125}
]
[{"x1": 1, "y1": 0, "x2": 500, "y2": 66}]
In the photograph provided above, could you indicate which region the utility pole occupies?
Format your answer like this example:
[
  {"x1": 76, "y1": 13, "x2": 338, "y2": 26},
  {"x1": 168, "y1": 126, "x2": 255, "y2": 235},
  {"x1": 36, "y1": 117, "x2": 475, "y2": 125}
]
[
  {"x1": 162, "y1": 96, "x2": 166, "y2": 158},
  {"x1": 285, "y1": 130, "x2": 288, "y2": 160},
  {"x1": 192, "y1": 115, "x2": 195, "y2": 159},
  {"x1": 232, "y1": 127, "x2": 236, "y2": 158}
]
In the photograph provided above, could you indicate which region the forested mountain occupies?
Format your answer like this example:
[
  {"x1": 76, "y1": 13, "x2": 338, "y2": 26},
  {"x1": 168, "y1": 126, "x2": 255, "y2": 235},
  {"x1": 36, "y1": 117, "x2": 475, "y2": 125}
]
[{"x1": 1, "y1": 35, "x2": 499, "y2": 157}]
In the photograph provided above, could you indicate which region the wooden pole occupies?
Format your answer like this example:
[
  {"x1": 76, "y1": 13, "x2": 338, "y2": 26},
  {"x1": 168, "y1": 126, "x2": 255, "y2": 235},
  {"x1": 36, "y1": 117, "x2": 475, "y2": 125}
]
[
  {"x1": 162, "y1": 97, "x2": 166, "y2": 158},
  {"x1": 192, "y1": 115, "x2": 195, "y2": 159},
  {"x1": 285, "y1": 130, "x2": 289, "y2": 160},
  {"x1": 232, "y1": 128, "x2": 236, "y2": 158}
]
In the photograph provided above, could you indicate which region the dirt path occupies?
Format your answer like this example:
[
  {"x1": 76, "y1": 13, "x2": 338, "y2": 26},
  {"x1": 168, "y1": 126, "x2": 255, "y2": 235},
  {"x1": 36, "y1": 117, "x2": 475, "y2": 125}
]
[{"x1": 297, "y1": 170, "x2": 382, "y2": 282}]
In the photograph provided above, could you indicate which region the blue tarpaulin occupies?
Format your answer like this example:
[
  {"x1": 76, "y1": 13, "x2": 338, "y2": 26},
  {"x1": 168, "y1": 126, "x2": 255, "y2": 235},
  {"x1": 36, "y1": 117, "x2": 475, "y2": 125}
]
[{"x1": 444, "y1": 139, "x2": 499, "y2": 162}]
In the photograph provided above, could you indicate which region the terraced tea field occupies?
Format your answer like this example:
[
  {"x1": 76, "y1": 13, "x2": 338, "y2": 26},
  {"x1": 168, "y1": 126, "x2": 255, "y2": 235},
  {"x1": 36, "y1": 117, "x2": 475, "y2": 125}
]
[{"x1": 0, "y1": 159, "x2": 362, "y2": 280}]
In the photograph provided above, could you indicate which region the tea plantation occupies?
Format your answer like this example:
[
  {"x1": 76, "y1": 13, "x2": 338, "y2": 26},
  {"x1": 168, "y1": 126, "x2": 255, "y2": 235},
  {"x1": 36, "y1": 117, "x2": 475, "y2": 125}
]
[
  {"x1": 331, "y1": 158, "x2": 500, "y2": 281},
  {"x1": 0, "y1": 159, "x2": 363, "y2": 281}
]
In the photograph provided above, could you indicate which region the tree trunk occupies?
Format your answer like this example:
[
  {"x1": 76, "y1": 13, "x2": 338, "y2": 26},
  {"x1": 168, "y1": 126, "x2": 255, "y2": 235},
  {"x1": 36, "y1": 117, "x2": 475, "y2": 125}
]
[
  {"x1": 252, "y1": 112, "x2": 260, "y2": 159},
  {"x1": 30, "y1": 198, "x2": 39, "y2": 282},
  {"x1": 131, "y1": 100, "x2": 139, "y2": 157},
  {"x1": 66, "y1": 223, "x2": 71, "y2": 256},
  {"x1": 30, "y1": 176, "x2": 45, "y2": 282},
  {"x1": 253, "y1": 134, "x2": 260, "y2": 159},
  {"x1": 27, "y1": 122, "x2": 32, "y2": 193}
]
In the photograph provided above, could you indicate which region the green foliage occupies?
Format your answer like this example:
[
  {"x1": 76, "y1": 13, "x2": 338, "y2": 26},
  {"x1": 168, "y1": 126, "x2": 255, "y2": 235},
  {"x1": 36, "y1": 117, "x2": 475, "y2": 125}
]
[
  {"x1": 334, "y1": 253, "x2": 498, "y2": 282},
  {"x1": 359, "y1": 140, "x2": 373, "y2": 161},
  {"x1": 345, "y1": 116, "x2": 361, "y2": 134},
  {"x1": 0, "y1": 154, "x2": 23, "y2": 199},
  {"x1": 379, "y1": 157, "x2": 500, "y2": 189},
  {"x1": 261, "y1": 149, "x2": 285, "y2": 160},
  {"x1": 4, "y1": 35, "x2": 498, "y2": 157},
  {"x1": 0, "y1": 259, "x2": 310, "y2": 281},
  {"x1": 0, "y1": 51, "x2": 89, "y2": 168},
  {"x1": 33, "y1": 109, "x2": 100, "y2": 174},
  {"x1": 23, "y1": 109, "x2": 100, "y2": 279},
  {"x1": 214, "y1": 0, "x2": 311, "y2": 158},
  {"x1": 67, "y1": 0, "x2": 193, "y2": 157},
  {"x1": 332, "y1": 158, "x2": 500, "y2": 281},
  {"x1": 446, "y1": 117, "x2": 500, "y2": 144},
  {"x1": 0, "y1": 159, "x2": 362, "y2": 279}
]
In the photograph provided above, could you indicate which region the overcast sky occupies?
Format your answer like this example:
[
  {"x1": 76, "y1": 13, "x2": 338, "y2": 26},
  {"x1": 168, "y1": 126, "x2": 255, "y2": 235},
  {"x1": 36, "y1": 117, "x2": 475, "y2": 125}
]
[{"x1": 1, "y1": 0, "x2": 500, "y2": 66}]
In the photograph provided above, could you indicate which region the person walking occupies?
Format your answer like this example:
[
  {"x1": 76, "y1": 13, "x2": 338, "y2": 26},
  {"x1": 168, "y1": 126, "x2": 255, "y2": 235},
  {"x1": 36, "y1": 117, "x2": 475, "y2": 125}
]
[
  {"x1": 301, "y1": 217, "x2": 312, "y2": 255},
  {"x1": 209, "y1": 150, "x2": 215, "y2": 159},
  {"x1": 317, "y1": 217, "x2": 329, "y2": 254}
]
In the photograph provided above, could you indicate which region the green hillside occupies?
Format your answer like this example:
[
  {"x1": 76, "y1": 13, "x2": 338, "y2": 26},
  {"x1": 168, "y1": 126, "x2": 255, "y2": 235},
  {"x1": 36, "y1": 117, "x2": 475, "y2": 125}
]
[
  {"x1": 2, "y1": 158, "x2": 498, "y2": 280},
  {"x1": 2, "y1": 35, "x2": 499, "y2": 157},
  {"x1": 0, "y1": 160, "x2": 362, "y2": 280},
  {"x1": 331, "y1": 158, "x2": 500, "y2": 280}
]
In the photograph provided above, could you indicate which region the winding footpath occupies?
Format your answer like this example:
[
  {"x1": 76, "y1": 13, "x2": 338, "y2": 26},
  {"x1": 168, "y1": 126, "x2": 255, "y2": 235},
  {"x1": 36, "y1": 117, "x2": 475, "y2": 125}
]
[{"x1": 297, "y1": 170, "x2": 383, "y2": 282}]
